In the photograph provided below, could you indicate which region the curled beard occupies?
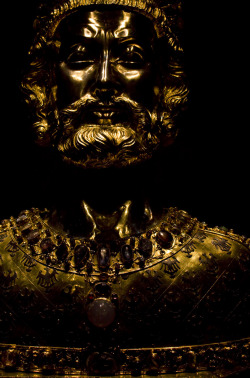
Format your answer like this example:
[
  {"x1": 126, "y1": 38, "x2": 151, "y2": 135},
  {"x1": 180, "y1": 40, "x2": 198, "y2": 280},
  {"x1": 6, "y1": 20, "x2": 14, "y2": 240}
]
[{"x1": 55, "y1": 94, "x2": 160, "y2": 169}]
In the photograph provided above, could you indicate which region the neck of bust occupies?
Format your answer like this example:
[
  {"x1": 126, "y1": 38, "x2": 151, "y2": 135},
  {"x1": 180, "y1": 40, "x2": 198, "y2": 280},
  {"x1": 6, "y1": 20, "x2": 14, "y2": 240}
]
[{"x1": 46, "y1": 161, "x2": 164, "y2": 239}]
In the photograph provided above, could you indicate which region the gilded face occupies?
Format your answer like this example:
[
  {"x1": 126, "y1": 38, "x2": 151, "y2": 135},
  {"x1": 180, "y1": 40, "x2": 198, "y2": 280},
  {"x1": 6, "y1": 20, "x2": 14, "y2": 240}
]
[{"x1": 54, "y1": 9, "x2": 161, "y2": 168}]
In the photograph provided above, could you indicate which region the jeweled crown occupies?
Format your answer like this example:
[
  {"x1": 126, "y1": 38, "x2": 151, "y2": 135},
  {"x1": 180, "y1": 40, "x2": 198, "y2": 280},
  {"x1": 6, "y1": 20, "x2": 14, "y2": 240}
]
[{"x1": 33, "y1": 0, "x2": 184, "y2": 45}]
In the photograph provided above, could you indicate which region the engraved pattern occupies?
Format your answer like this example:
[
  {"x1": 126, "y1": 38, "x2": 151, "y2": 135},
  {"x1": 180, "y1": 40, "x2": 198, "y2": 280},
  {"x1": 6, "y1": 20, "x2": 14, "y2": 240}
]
[
  {"x1": 199, "y1": 252, "x2": 218, "y2": 275},
  {"x1": 182, "y1": 241, "x2": 196, "y2": 258},
  {"x1": 0, "y1": 268, "x2": 17, "y2": 289},
  {"x1": 21, "y1": 254, "x2": 36, "y2": 272},
  {"x1": 161, "y1": 256, "x2": 180, "y2": 277},
  {"x1": 37, "y1": 268, "x2": 58, "y2": 290},
  {"x1": 0, "y1": 208, "x2": 250, "y2": 374},
  {"x1": 211, "y1": 237, "x2": 232, "y2": 253},
  {"x1": 194, "y1": 230, "x2": 207, "y2": 242}
]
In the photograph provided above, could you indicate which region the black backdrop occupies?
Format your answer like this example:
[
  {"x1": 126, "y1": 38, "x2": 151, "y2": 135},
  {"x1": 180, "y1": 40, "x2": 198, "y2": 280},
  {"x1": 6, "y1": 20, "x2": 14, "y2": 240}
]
[{"x1": 0, "y1": 0, "x2": 249, "y2": 236}]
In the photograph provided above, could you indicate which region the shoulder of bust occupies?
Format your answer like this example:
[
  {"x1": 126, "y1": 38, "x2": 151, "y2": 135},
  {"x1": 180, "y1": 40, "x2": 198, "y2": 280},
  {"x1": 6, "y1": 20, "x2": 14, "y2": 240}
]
[
  {"x1": 192, "y1": 223, "x2": 250, "y2": 256},
  {"x1": 174, "y1": 222, "x2": 250, "y2": 283}
]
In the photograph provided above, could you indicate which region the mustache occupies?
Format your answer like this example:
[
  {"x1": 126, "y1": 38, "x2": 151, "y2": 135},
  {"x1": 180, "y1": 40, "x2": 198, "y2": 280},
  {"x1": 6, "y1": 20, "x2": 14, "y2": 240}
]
[
  {"x1": 54, "y1": 93, "x2": 159, "y2": 169},
  {"x1": 58, "y1": 93, "x2": 152, "y2": 133},
  {"x1": 59, "y1": 125, "x2": 137, "y2": 155}
]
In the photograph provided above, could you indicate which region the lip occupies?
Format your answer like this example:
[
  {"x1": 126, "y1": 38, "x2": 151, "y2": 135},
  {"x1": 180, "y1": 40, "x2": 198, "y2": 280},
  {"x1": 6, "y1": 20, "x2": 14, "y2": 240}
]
[
  {"x1": 83, "y1": 104, "x2": 129, "y2": 125},
  {"x1": 93, "y1": 111, "x2": 115, "y2": 119}
]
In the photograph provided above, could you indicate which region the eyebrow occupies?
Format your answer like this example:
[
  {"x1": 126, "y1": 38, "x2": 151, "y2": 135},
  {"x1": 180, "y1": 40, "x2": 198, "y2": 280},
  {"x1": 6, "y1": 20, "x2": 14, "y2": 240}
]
[{"x1": 117, "y1": 37, "x2": 145, "y2": 46}]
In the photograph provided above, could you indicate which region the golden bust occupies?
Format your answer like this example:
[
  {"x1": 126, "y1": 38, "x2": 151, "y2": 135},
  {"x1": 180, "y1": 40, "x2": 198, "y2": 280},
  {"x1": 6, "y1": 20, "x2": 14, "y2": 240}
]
[{"x1": 0, "y1": 0, "x2": 249, "y2": 376}]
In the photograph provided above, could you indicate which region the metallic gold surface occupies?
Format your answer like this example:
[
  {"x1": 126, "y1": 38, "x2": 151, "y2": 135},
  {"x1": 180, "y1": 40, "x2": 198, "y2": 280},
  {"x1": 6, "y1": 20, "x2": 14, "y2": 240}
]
[
  {"x1": 21, "y1": 1, "x2": 187, "y2": 169},
  {"x1": 1, "y1": 0, "x2": 249, "y2": 376},
  {"x1": 1, "y1": 337, "x2": 250, "y2": 375},
  {"x1": 0, "y1": 208, "x2": 250, "y2": 375}
]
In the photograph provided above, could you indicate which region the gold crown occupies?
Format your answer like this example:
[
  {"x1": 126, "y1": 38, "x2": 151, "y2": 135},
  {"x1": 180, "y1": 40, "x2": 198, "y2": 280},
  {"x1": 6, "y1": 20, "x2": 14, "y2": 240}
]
[{"x1": 33, "y1": 0, "x2": 184, "y2": 45}]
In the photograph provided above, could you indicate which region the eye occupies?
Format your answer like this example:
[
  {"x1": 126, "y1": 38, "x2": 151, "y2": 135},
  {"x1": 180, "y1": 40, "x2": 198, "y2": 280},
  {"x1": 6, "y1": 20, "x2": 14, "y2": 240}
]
[
  {"x1": 117, "y1": 45, "x2": 145, "y2": 68},
  {"x1": 65, "y1": 45, "x2": 94, "y2": 69}
]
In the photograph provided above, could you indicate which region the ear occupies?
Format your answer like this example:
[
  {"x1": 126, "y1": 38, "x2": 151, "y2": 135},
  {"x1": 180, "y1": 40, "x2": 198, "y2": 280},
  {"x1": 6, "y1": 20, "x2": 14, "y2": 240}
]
[{"x1": 33, "y1": 121, "x2": 51, "y2": 146}]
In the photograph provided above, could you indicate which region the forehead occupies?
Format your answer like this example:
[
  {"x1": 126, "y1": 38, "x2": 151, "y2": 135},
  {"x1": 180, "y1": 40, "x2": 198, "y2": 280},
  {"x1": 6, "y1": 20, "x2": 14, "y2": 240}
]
[{"x1": 57, "y1": 7, "x2": 156, "y2": 40}]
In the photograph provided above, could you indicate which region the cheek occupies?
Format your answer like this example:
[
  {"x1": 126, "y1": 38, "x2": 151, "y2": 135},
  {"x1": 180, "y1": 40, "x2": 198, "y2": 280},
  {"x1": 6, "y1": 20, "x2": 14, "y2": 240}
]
[
  {"x1": 115, "y1": 64, "x2": 155, "y2": 106},
  {"x1": 57, "y1": 63, "x2": 96, "y2": 107}
]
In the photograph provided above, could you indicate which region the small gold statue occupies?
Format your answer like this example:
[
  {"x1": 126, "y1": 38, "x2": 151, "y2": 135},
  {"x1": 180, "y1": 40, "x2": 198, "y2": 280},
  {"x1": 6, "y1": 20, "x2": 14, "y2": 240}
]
[{"x1": 0, "y1": 0, "x2": 249, "y2": 376}]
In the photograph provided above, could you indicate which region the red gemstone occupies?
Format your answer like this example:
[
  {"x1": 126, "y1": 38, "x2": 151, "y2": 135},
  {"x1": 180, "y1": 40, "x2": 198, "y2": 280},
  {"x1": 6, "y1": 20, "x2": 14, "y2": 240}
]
[
  {"x1": 87, "y1": 293, "x2": 95, "y2": 302},
  {"x1": 99, "y1": 273, "x2": 109, "y2": 281},
  {"x1": 156, "y1": 230, "x2": 173, "y2": 248},
  {"x1": 40, "y1": 238, "x2": 54, "y2": 253},
  {"x1": 138, "y1": 238, "x2": 152, "y2": 258}
]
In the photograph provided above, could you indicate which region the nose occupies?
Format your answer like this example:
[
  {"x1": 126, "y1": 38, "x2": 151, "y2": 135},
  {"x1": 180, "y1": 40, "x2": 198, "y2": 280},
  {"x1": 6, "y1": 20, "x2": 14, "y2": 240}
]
[
  {"x1": 100, "y1": 48, "x2": 109, "y2": 83},
  {"x1": 91, "y1": 39, "x2": 119, "y2": 103}
]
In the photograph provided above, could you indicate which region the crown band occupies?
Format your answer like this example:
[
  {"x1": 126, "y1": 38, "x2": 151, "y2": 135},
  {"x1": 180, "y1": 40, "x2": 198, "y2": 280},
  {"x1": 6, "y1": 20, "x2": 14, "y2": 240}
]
[{"x1": 33, "y1": 0, "x2": 182, "y2": 42}]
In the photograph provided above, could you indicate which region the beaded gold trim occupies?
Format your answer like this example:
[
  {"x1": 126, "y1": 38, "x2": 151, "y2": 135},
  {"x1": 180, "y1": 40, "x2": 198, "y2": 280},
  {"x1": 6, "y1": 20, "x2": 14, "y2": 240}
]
[{"x1": 1, "y1": 338, "x2": 250, "y2": 375}]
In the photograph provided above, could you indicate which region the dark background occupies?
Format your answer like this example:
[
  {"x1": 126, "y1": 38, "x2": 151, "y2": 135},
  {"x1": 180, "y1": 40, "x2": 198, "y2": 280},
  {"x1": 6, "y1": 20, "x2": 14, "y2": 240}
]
[{"x1": 0, "y1": 0, "x2": 249, "y2": 236}]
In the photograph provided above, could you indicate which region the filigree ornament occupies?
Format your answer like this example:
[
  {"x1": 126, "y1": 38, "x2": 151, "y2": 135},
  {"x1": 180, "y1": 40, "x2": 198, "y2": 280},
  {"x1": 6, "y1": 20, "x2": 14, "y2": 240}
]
[
  {"x1": 1, "y1": 207, "x2": 250, "y2": 375},
  {"x1": 2, "y1": 207, "x2": 200, "y2": 282}
]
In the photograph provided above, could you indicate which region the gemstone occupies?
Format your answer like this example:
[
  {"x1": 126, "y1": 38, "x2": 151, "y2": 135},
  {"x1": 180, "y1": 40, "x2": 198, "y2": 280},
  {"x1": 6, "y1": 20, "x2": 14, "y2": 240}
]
[
  {"x1": 26, "y1": 230, "x2": 40, "y2": 245},
  {"x1": 120, "y1": 244, "x2": 133, "y2": 267},
  {"x1": 16, "y1": 214, "x2": 29, "y2": 226},
  {"x1": 139, "y1": 256, "x2": 145, "y2": 268},
  {"x1": 56, "y1": 235, "x2": 63, "y2": 244},
  {"x1": 87, "y1": 292, "x2": 95, "y2": 302},
  {"x1": 74, "y1": 244, "x2": 89, "y2": 270},
  {"x1": 56, "y1": 242, "x2": 68, "y2": 261},
  {"x1": 45, "y1": 229, "x2": 51, "y2": 237},
  {"x1": 138, "y1": 238, "x2": 152, "y2": 258},
  {"x1": 99, "y1": 273, "x2": 109, "y2": 281},
  {"x1": 40, "y1": 238, "x2": 54, "y2": 254},
  {"x1": 36, "y1": 222, "x2": 42, "y2": 229},
  {"x1": 97, "y1": 246, "x2": 110, "y2": 271},
  {"x1": 21, "y1": 223, "x2": 33, "y2": 236},
  {"x1": 86, "y1": 352, "x2": 118, "y2": 376},
  {"x1": 156, "y1": 230, "x2": 173, "y2": 248},
  {"x1": 94, "y1": 282, "x2": 111, "y2": 297},
  {"x1": 87, "y1": 298, "x2": 116, "y2": 328}
]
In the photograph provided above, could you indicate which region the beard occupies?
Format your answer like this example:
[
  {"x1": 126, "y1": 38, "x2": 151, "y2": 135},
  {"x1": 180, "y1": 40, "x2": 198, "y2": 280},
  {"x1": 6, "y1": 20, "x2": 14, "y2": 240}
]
[{"x1": 54, "y1": 93, "x2": 160, "y2": 169}]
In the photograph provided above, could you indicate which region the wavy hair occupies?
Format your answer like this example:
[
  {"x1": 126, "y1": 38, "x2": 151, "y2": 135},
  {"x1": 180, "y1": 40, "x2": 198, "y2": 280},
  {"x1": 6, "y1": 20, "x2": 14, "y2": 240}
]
[{"x1": 21, "y1": 0, "x2": 188, "y2": 148}]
